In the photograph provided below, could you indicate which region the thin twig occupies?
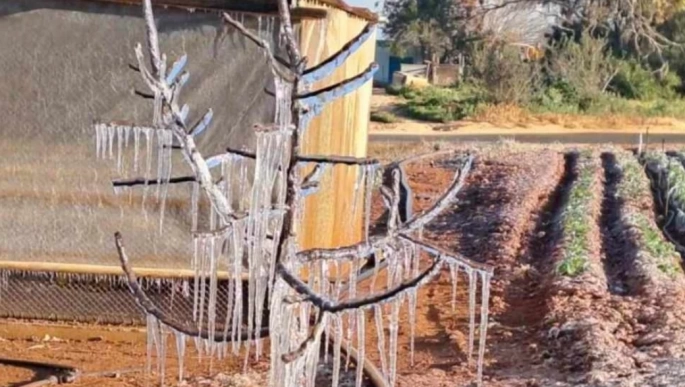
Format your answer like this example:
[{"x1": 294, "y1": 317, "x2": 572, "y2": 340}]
[
  {"x1": 297, "y1": 155, "x2": 380, "y2": 166},
  {"x1": 223, "y1": 148, "x2": 380, "y2": 166},
  {"x1": 400, "y1": 234, "x2": 494, "y2": 273},
  {"x1": 387, "y1": 168, "x2": 401, "y2": 233},
  {"x1": 276, "y1": 257, "x2": 443, "y2": 313},
  {"x1": 297, "y1": 154, "x2": 474, "y2": 261},
  {"x1": 226, "y1": 147, "x2": 257, "y2": 159},
  {"x1": 222, "y1": 12, "x2": 294, "y2": 81},
  {"x1": 276, "y1": 0, "x2": 302, "y2": 68},
  {"x1": 113, "y1": 176, "x2": 196, "y2": 187},
  {"x1": 281, "y1": 312, "x2": 327, "y2": 363},
  {"x1": 297, "y1": 63, "x2": 379, "y2": 100}
]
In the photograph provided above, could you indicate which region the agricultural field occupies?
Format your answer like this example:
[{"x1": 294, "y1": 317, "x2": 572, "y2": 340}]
[
  {"x1": 368, "y1": 141, "x2": 685, "y2": 386},
  {"x1": 4, "y1": 141, "x2": 685, "y2": 387}
]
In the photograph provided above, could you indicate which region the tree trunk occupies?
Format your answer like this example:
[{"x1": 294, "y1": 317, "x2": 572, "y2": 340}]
[{"x1": 428, "y1": 52, "x2": 439, "y2": 84}]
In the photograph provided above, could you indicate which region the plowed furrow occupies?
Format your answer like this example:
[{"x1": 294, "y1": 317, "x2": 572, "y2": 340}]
[{"x1": 601, "y1": 152, "x2": 638, "y2": 296}]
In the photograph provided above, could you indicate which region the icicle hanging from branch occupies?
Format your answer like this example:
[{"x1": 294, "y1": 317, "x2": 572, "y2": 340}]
[{"x1": 468, "y1": 268, "x2": 477, "y2": 364}]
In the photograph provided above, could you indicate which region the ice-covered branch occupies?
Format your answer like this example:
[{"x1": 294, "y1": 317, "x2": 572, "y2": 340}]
[
  {"x1": 297, "y1": 236, "x2": 381, "y2": 262},
  {"x1": 127, "y1": 0, "x2": 236, "y2": 225},
  {"x1": 115, "y1": 232, "x2": 268, "y2": 341},
  {"x1": 296, "y1": 154, "x2": 474, "y2": 262},
  {"x1": 142, "y1": 0, "x2": 162, "y2": 78},
  {"x1": 276, "y1": 257, "x2": 444, "y2": 313},
  {"x1": 298, "y1": 63, "x2": 379, "y2": 107},
  {"x1": 400, "y1": 234, "x2": 494, "y2": 274},
  {"x1": 112, "y1": 176, "x2": 196, "y2": 187},
  {"x1": 302, "y1": 24, "x2": 376, "y2": 85},
  {"x1": 188, "y1": 109, "x2": 213, "y2": 137},
  {"x1": 165, "y1": 54, "x2": 187, "y2": 86},
  {"x1": 178, "y1": 130, "x2": 235, "y2": 224},
  {"x1": 221, "y1": 13, "x2": 294, "y2": 81},
  {"x1": 276, "y1": 0, "x2": 302, "y2": 69},
  {"x1": 387, "y1": 168, "x2": 401, "y2": 233},
  {"x1": 297, "y1": 155, "x2": 379, "y2": 166},
  {"x1": 281, "y1": 312, "x2": 326, "y2": 363},
  {"x1": 133, "y1": 43, "x2": 160, "y2": 93},
  {"x1": 402, "y1": 154, "x2": 473, "y2": 233}
]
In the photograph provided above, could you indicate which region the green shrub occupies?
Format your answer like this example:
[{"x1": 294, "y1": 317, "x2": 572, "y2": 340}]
[
  {"x1": 370, "y1": 111, "x2": 399, "y2": 123},
  {"x1": 398, "y1": 86, "x2": 485, "y2": 122},
  {"x1": 610, "y1": 59, "x2": 680, "y2": 100},
  {"x1": 578, "y1": 94, "x2": 632, "y2": 114},
  {"x1": 530, "y1": 87, "x2": 685, "y2": 119},
  {"x1": 467, "y1": 41, "x2": 540, "y2": 105},
  {"x1": 546, "y1": 34, "x2": 616, "y2": 101},
  {"x1": 533, "y1": 80, "x2": 583, "y2": 114},
  {"x1": 385, "y1": 84, "x2": 404, "y2": 96},
  {"x1": 658, "y1": 11, "x2": 685, "y2": 92}
]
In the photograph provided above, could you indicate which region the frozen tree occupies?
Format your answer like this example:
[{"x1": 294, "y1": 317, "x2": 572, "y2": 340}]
[{"x1": 94, "y1": 0, "x2": 493, "y2": 386}]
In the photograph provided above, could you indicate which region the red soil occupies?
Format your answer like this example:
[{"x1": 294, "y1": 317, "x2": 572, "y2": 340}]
[{"x1": 5, "y1": 145, "x2": 685, "y2": 387}]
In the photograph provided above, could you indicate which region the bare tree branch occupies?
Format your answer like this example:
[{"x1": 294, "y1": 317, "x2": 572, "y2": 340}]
[
  {"x1": 402, "y1": 154, "x2": 473, "y2": 233},
  {"x1": 297, "y1": 155, "x2": 380, "y2": 166},
  {"x1": 115, "y1": 232, "x2": 268, "y2": 341},
  {"x1": 301, "y1": 164, "x2": 326, "y2": 189},
  {"x1": 221, "y1": 12, "x2": 295, "y2": 81},
  {"x1": 226, "y1": 147, "x2": 257, "y2": 159},
  {"x1": 113, "y1": 176, "x2": 196, "y2": 187},
  {"x1": 297, "y1": 154, "x2": 474, "y2": 262},
  {"x1": 281, "y1": 311, "x2": 327, "y2": 363},
  {"x1": 400, "y1": 234, "x2": 494, "y2": 274},
  {"x1": 276, "y1": 257, "x2": 444, "y2": 313},
  {"x1": 276, "y1": 0, "x2": 303, "y2": 68}
]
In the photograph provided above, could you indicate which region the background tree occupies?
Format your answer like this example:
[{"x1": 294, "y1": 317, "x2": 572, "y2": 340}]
[{"x1": 383, "y1": 0, "x2": 472, "y2": 65}]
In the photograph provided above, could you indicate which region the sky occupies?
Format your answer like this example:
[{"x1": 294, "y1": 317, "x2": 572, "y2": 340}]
[
  {"x1": 345, "y1": 0, "x2": 382, "y2": 12},
  {"x1": 345, "y1": 0, "x2": 386, "y2": 39}
]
